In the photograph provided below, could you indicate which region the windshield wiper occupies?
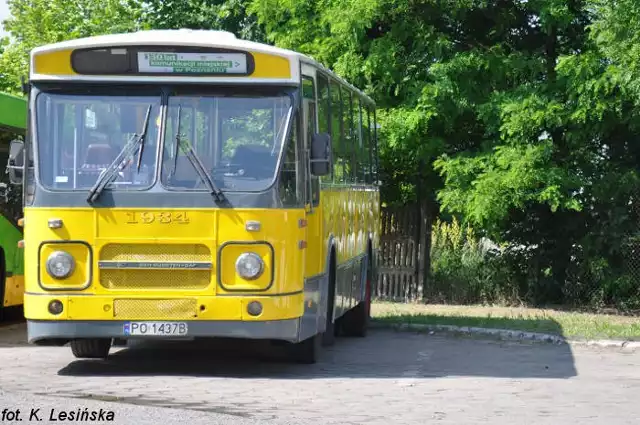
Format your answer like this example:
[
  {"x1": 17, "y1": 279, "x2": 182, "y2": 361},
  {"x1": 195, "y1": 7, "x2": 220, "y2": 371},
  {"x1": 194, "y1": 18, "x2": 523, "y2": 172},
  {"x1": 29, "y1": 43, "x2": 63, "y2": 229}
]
[
  {"x1": 170, "y1": 105, "x2": 224, "y2": 202},
  {"x1": 87, "y1": 105, "x2": 152, "y2": 204}
]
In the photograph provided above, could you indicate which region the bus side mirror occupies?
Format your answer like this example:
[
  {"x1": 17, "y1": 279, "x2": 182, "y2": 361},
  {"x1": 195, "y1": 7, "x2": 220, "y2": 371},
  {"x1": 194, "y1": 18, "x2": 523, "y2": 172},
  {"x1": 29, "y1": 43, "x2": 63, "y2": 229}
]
[
  {"x1": 7, "y1": 139, "x2": 24, "y2": 185},
  {"x1": 310, "y1": 132, "x2": 332, "y2": 177}
]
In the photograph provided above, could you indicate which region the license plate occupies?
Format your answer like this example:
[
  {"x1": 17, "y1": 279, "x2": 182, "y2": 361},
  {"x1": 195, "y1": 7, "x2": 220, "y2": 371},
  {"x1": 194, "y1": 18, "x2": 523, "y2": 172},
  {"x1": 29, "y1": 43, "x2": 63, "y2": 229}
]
[{"x1": 123, "y1": 322, "x2": 188, "y2": 336}]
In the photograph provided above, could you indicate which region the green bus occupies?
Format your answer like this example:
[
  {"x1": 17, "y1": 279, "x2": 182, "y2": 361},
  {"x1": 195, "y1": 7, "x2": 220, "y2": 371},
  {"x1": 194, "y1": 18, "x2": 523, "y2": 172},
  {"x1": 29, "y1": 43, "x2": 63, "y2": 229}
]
[{"x1": 0, "y1": 91, "x2": 26, "y2": 319}]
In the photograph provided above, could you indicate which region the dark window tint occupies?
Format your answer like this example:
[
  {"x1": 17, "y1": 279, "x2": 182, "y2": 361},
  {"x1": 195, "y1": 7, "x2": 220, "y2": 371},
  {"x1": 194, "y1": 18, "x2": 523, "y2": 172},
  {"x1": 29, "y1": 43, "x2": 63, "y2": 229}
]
[
  {"x1": 330, "y1": 80, "x2": 345, "y2": 183},
  {"x1": 279, "y1": 116, "x2": 301, "y2": 206},
  {"x1": 341, "y1": 88, "x2": 353, "y2": 182}
]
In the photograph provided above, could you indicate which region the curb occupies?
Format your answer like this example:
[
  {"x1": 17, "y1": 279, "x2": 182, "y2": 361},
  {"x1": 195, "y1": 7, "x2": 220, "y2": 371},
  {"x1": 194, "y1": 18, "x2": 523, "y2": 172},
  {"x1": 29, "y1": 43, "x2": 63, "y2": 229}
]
[{"x1": 370, "y1": 321, "x2": 640, "y2": 351}]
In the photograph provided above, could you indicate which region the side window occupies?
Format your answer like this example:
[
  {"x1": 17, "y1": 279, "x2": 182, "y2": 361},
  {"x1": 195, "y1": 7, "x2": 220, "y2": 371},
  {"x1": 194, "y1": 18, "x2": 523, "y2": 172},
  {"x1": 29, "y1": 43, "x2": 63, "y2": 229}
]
[
  {"x1": 362, "y1": 103, "x2": 372, "y2": 184},
  {"x1": 370, "y1": 107, "x2": 379, "y2": 183},
  {"x1": 0, "y1": 128, "x2": 24, "y2": 226},
  {"x1": 330, "y1": 80, "x2": 344, "y2": 183},
  {"x1": 341, "y1": 88, "x2": 353, "y2": 182},
  {"x1": 317, "y1": 73, "x2": 331, "y2": 183},
  {"x1": 317, "y1": 74, "x2": 330, "y2": 134},
  {"x1": 302, "y1": 76, "x2": 320, "y2": 206},
  {"x1": 278, "y1": 116, "x2": 301, "y2": 207},
  {"x1": 308, "y1": 101, "x2": 320, "y2": 206},
  {"x1": 354, "y1": 97, "x2": 365, "y2": 183}
]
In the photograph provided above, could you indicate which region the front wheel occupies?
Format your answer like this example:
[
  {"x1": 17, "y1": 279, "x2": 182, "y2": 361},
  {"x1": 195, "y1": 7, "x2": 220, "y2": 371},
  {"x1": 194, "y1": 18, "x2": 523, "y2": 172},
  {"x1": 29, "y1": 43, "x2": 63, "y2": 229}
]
[
  {"x1": 70, "y1": 338, "x2": 112, "y2": 359},
  {"x1": 340, "y1": 258, "x2": 372, "y2": 337},
  {"x1": 285, "y1": 334, "x2": 321, "y2": 364},
  {"x1": 322, "y1": 263, "x2": 337, "y2": 346}
]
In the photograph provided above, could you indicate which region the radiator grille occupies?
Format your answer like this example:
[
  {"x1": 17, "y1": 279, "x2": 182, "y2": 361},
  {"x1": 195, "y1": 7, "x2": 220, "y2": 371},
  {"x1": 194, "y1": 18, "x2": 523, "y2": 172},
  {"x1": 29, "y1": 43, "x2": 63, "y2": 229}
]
[
  {"x1": 99, "y1": 244, "x2": 212, "y2": 290},
  {"x1": 100, "y1": 269, "x2": 211, "y2": 290},
  {"x1": 113, "y1": 299, "x2": 197, "y2": 319},
  {"x1": 101, "y1": 243, "x2": 210, "y2": 262}
]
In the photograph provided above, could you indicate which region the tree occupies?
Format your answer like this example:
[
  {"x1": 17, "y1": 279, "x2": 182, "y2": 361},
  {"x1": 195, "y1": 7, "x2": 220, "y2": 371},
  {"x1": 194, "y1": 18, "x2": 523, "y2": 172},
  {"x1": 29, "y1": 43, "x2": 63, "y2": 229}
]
[
  {"x1": 139, "y1": 0, "x2": 266, "y2": 42},
  {"x1": 251, "y1": 0, "x2": 640, "y2": 307},
  {"x1": 0, "y1": 0, "x2": 145, "y2": 94}
]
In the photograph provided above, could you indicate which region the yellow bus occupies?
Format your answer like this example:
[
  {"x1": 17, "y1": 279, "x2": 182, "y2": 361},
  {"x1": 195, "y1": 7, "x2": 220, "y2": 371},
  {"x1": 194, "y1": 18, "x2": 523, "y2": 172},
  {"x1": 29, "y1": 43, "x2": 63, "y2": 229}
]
[{"x1": 10, "y1": 29, "x2": 380, "y2": 363}]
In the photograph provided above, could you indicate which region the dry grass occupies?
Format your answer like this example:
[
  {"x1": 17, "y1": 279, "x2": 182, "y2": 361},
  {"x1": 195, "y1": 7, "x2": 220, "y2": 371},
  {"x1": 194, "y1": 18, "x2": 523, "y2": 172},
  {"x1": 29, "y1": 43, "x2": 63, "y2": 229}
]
[{"x1": 371, "y1": 301, "x2": 640, "y2": 340}]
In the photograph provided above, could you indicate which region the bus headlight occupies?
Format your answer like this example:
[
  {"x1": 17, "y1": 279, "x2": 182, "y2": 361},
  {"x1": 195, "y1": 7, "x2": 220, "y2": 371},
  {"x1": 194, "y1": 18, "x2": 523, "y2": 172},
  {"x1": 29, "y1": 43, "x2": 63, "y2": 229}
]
[
  {"x1": 235, "y1": 252, "x2": 264, "y2": 280},
  {"x1": 46, "y1": 250, "x2": 75, "y2": 279}
]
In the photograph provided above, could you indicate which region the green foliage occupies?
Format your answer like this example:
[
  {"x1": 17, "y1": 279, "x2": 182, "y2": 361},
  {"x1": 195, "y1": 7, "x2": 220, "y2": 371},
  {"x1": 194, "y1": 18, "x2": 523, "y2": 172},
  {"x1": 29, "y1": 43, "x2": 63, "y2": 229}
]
[
  {"x1": 2, "y1": 0, "x2": 640, "y2": 308},
  {"x1": 428, "y1": 218, "x2": 515, "y2": 305},
  {"x1": 0, "y1": 0, "x2": 145, "y2": 94},
  {"x1": 141, "y1": 0, "x2": 266, "y2": 42}
]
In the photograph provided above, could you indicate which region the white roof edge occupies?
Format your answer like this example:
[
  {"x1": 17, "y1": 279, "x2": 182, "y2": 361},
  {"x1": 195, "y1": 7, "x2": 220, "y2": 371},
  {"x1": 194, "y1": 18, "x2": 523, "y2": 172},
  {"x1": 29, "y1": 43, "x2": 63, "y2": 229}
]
[
  {"x1": 31, "y1": 29, "x2": 297, "y2": 58},
  {"x1": 30, "y1": 29, "x2": 375, "y2": 106}
]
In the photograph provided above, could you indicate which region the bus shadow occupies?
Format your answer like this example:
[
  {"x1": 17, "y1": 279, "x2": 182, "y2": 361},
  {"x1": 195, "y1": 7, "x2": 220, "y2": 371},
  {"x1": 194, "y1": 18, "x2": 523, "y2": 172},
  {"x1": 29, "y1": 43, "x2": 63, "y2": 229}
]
[{"x1": 57, "y1": 326, "x2": 579, "y2": 380}]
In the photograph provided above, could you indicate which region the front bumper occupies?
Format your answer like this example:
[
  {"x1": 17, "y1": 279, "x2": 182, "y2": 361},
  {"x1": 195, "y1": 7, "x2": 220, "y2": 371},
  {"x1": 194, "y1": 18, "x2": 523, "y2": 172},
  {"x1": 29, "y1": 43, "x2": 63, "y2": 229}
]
[
  {"x1": 27, "y1": 318, "x2": 302, "y2": 344},
  {"x1": 24, "y1": 291, "x2": 307, "y2": 343}
]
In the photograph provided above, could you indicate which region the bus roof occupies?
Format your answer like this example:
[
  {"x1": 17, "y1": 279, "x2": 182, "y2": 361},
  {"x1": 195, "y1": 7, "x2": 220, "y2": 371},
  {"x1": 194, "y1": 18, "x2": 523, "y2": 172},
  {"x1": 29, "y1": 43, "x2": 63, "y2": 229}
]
[
  {"x1": 0, "y1": 91, "x2": 27, "y2": 131},
  {"x1": 29, "y1": 29, "x2": 374, "y2": 106}
]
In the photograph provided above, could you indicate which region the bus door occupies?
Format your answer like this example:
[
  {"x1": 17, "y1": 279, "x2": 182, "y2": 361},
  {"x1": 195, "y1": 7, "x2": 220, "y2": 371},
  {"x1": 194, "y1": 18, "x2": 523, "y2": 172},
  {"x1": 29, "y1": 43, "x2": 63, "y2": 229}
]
[{"x1": 301, "y1": 73, "x2": 324, "y2": 297}]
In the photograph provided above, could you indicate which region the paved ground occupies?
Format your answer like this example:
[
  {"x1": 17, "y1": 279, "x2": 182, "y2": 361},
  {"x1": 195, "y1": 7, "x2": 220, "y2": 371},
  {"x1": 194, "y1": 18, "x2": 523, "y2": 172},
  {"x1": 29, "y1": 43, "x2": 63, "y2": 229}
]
[{"x1": 1, "y1": 323, "x2": 640, "y2": 424}]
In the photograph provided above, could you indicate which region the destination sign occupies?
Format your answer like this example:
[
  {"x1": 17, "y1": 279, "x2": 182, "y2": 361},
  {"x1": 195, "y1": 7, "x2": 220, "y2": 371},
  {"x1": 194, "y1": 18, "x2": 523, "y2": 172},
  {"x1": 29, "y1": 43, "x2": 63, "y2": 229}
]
[{"x1": 137, "y1": 52, "x2": 248, "y2": 74}]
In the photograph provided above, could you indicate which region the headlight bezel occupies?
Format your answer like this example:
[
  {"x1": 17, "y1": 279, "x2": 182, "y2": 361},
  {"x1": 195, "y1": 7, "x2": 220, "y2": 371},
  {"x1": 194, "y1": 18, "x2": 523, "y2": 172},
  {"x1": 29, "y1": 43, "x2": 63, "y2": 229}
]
[
  {"x1": 45, "y1": 250, "x2": 76, "y2": 280},
  {"x1": 217, "y1": 241, "x2": 274, "y2": 292},
  {"x1": 235, "y1": 252, "x2": 265, "y2": 281},
  {"x1": 38, "y1": 240, "x2": 93, "y2": 291}
]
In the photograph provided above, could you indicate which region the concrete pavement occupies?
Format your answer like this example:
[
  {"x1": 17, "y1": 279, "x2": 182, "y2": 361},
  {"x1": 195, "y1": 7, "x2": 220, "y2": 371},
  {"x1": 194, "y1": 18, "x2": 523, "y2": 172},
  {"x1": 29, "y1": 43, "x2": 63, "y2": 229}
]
[{"x1": 0, "y1": 323, "x2": 639, "y2": 424}]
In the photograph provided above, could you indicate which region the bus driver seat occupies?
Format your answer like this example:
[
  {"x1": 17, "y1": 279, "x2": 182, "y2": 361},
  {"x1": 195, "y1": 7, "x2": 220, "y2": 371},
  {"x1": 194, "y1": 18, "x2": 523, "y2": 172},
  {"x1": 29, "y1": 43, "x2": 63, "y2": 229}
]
[
  {"x1": 231, "y1": 144, "x2": 276, "y2": 179},
  {"x1": 81, "y1": 144, "x2": 115, "y2": 171}
]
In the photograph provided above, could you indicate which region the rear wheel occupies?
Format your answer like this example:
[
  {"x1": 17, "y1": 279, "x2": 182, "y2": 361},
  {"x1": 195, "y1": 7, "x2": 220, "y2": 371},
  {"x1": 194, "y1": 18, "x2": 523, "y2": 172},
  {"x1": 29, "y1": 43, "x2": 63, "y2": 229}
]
[
  {"x1": 112, "y1": 338, "x2": 128, "y2": 347},
  {"x1": 70, "y1": 338, "x2": 112, "y2": 359}
]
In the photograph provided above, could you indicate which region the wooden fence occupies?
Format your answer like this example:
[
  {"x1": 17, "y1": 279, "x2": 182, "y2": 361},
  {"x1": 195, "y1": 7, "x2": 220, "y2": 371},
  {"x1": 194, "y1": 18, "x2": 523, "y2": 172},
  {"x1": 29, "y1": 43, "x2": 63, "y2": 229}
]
[{"x1": 374, "y1": 204, "x2": 430, "y2": 302}]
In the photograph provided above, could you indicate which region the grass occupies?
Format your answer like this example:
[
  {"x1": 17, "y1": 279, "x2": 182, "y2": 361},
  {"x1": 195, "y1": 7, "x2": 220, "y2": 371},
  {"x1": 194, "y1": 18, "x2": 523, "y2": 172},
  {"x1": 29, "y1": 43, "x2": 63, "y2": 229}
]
[{"x1": 370, "y1": 301, "x2": 640, "y2": 341}]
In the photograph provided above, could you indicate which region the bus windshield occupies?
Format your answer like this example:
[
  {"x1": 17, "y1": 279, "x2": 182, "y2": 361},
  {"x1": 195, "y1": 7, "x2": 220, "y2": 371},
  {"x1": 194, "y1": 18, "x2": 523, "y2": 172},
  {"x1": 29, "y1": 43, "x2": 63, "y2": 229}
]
[
  {"x1": 161, "y1": 90, "x2": 293, "y2": 192},
  {"x1": 35, "y1": 87, "x2": 294, "y2": 193},
  {"x1": 35, "y1": 89, "x2": 162, "y2": 191}
]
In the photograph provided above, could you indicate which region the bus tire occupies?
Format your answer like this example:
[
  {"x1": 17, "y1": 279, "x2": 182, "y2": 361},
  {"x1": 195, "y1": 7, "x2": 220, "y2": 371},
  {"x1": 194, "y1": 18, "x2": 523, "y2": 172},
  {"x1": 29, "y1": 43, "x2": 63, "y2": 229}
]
[
  {"x1": 341, "y1": 250, "x2": 372, "y2": 338},
  {"x1": 112, "y1": 338, "x2": 128, "y2": 347},
  {"x1": 287, "y1": 334, "x2": 321, "y2": 364},
  {"x1": 321, "y1": 255, "x2": 336, "y2": 347},
  {"x1": 70, "y1": 338, "x2": 112, "y2": 359}
]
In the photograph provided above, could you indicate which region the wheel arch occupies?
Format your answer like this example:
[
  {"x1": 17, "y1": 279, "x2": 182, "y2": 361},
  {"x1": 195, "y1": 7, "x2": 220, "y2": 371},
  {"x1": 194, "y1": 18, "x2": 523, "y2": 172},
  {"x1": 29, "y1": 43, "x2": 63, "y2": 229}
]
[{"x1": 324, "y1": 234, "x2": 337, "y2": 324}]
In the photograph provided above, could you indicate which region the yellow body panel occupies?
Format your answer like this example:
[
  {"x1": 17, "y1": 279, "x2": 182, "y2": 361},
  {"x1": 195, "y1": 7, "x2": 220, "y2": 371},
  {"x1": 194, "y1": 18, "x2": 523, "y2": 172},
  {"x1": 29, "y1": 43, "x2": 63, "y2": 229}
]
[
  {"x1": 22, "y1": 187, "x2": 379, "y2": 325},
  {"x1": 250, "y1": 52, "x2": 292, "y2": 79},
  {"x1": 320, "y1": 187, "x2": 380, "y2": 265},
  {"x1": 3, "y1": 275, "x2": 24, "y2": 308},
  {"x1": 23, "y1": 207, "x2": 307, "y2": 322},
  {"x1": 32, "y1": 49, "x2": 75, "y2": 76},
  {"x1": 32, "y1": 49, "x2": 291, "y2": 79},
  {"x1": 24, "y1": 292, "x2": 304, "y2": 322}
]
